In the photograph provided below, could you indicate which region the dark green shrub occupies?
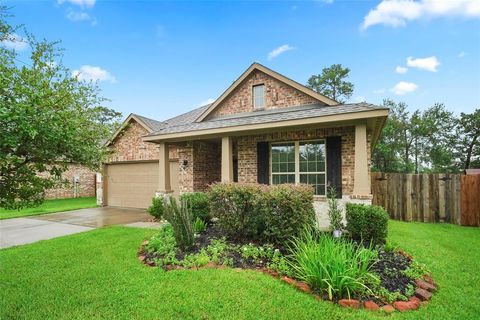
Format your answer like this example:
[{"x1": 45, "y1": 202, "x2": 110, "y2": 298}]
[
  {"x1": 209, "y1": 183, "x2": 315, "y2": 244},
  {"x1": 180, "y1": 192, "x2": 211, "y2": 222},
  {"x1": 163, "y1": 197, "x2": 194, "y2": 250},
  {"x1": 208, "y1": 183, "x2": 262, "y2": 239},
  {"x1": 262, "y1": 184, "x2": 315, "y2": 244},
  {"x1": 345, "y1": 203, "x2": 389, "y2": 245},
  {"x1": 147, "y1": 197, "x2": 165, "y2": 219}
]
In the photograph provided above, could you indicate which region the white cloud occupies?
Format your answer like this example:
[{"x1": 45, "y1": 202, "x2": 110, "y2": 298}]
[
  {"x1": 58, "y1": 0, "x2": 96, "y2": 8},
  {"x1": 72, "y1": 65, "x2": 116, "y2": 83},
  {"x1": 373, "y1": 88, "x2": 386, "y2": 94},
  {"x1": 406, "y1": 56, "x2": 440, "y2": 72},
  {"x1": 391, "y1": 81, "x2": 418, "y2": 95},
  {"x1": 458, "y1": 51, "x2": 466, "y2": 58},
  {"x1": 198, "y1": 98, "x2": 215, "y2": 107},
  {"x1": 1, "y1": 34, "x2": 28, "y2": 51},
  {"x1": 395, "y1": 66, "x2": 408, "y2": 74},
  {"x1": 267, "y1": 44, "x2": 294, "y2": 60},
  {"x1": 361, "y1": 0, "x2": 480, "y2": 30},
  {"x1": 66, "y1": 10, "x2": 97, "y2": 25}
]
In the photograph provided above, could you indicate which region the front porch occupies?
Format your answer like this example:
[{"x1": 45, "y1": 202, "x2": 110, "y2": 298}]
[{"x1": 154, "y1": 123, "x2": 373, "y2": 202}]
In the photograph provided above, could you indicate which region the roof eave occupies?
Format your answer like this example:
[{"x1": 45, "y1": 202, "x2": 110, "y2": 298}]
[{"x1": 143, "y1": 109, "x2": 388, "y2": 143}]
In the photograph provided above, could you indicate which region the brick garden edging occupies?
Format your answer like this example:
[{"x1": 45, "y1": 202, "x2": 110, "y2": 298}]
[{"x1": 138, "y1": 241, "x2": 438, "y2": 313}]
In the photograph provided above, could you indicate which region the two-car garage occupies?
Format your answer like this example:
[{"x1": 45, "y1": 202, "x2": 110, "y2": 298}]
[{"x1": 104, "y1": 161, "x2": 178, "y2": 209}]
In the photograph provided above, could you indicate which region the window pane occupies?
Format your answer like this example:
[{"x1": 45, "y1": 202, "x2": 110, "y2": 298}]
[
  {"x1": 253, "y1": 85, "x2": 264, "y2": 109},
  {"x1": 272, "y1": 175, "x2": 279, "y2": 184},
  {"x1": 299, "y1": 140, "x2": 326, "y2": 174},
  {"x1": 300, "y1": 173, "x2": 326, "y2": 196}
]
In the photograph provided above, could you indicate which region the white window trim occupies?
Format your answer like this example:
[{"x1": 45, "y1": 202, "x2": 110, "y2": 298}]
[
  {"x1": 253, "y1": 84, "x2": 265, "y2": 110},
  {"x1": 269, "y1": 139, "x2": 327, "y2": 196}
]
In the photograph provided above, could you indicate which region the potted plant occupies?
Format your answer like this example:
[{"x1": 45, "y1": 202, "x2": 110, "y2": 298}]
[{"x1": 327, "y1": 186, "x2": 344, "y2": 238}]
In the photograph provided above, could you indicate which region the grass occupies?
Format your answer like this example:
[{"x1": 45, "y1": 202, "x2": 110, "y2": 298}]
[
  {"x1": 0, "y1": 197, "x2": 97, "y2": 220},
  {"x1": 0, "y1": 221, "x2": 479, "y2": 319}
]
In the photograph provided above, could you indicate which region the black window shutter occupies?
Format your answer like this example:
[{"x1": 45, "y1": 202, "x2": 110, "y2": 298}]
[
  {"x1": 257, "y1": 142, "x2": 269, "y2": 184},
  {"x1": 326, "y1": 136, "x2": 342, "y2": 198}
]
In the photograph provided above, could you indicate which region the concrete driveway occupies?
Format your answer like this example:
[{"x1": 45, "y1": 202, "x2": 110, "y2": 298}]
[{"x1": 0, "y1": 207, "x2": 152, "y2": 249}]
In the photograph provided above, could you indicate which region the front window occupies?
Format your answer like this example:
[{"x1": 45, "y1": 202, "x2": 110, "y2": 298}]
[
  {"x1": 253, "y1": 85, "x2": 265, "y2": 109},
  {"x1": 271, "y1": 143, "x2": 295, "y2": 184},
  {"x1": 271, "y1": 140, "x2": 326, "y2": 195}
]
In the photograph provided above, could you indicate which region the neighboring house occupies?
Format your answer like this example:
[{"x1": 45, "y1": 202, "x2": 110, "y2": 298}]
[
  {"x1": 41, "y1": 164, "x2": 96, "y2": 200},
  {"x1": 99, "y1": 63, "x2": 388, "y2": 220}
]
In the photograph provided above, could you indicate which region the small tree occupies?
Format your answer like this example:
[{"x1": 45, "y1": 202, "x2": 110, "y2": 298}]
[
  {"x1": 306, "y1": 64, "x2": 354, "y2": 103},
  {"x1": 0, "y1": 8, "x2": 121, "y2": 209},
  {"x1": 327, "y1": 186, "x2": 344, "y2": 232}
]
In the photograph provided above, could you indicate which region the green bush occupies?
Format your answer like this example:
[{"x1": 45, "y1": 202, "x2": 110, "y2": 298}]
[
  {"x1": 262, "y1": 184, "x2": 315, "y2": 244},
  {"x1": 209, "y1": 183, "x2": 315, "y2": 244},
  {"x1": 180, "y1": 192, "x2": 211, "y2": 222},
  {"x1": 147, "y1": 197, "x2": 165, "y2": 219},
  {"x1": 193, "y1": 217, "x2": 207, "y2": 234},
  {"x1": 288, "y1": 229, "x2": 379, "y2": 300},
  {"x1": 208, "y1": 183, "x2": 263, "y2": 239},
  {"x1": 345, "y1": 203, "x2": 389, "y2": 245},
  {"x1": 163, "y1": 197, "x2": 194, "y2": 250}
]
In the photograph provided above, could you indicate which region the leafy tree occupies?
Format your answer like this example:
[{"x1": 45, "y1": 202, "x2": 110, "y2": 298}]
[
  {"x1": 454, "y1": 109, "x2": 480, "y2": 170},
  {"x1": 306, "y1": 64, "x2": 354, "y2": 103},
  {"x1": 0, "y1": 9, "x2": 121, "y2": 209}
]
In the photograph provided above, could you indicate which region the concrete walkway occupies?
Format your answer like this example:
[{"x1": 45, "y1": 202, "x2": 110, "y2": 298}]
[{"x1": 0, "y1": 207, "x2": 154, "y2": 249}]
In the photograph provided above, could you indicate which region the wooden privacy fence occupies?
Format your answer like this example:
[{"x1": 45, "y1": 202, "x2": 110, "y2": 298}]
[{"x1": 371, "y1": 173, "x2": 480, "y2": 226}]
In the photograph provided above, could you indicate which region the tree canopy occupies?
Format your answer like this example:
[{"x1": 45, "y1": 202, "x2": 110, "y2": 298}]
[
  {"x1": 0, "y1": 8, "x2": 121, "y2": 209},
  {"x1": 372, "y1": 100, "x2": 479, "y2": 173},
  {"x1": 306, "y1": 64, "x2": 354, "y2": 103}
]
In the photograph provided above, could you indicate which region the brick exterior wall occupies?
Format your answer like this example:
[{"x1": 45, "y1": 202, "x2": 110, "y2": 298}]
[
  {"x1": 44, "y1": 164, "x2": 96, "y2": 199},
  {"x1": 178, "y1": 141, "x2": 221, "y2": 193},
  {"x1": 206, "y1": 70, "x2": 323, "y2": 120},
  {"x1": 235, "y1": 126, "x2": 371, "y2": 196},
  {"x1": 107, "y1": 120, "x2": 178, "y2": 163}
]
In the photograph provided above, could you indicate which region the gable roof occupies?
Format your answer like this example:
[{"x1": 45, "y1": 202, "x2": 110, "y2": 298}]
[
  {"x1": 105, "y1": 113, "x2": 164, "y2": 146},
  {"x1": 195, "y1": 62, "x2": 338, "y2": 122}
]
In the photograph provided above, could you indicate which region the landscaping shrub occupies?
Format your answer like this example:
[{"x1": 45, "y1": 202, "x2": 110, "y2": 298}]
[
  {"x1": 192, "y1": 217, "x2": 207, "y2": 234},
  {"x1": 262, "y1": 184, "x2": 315, "y2": 244},
  {"x1": 163, "y1": 197, "x2": 194, "y2": 250},
  {"x1": 208, "y1": 183, "x2": 263, "y2": 239},
  {"x1": 288, "y1": 228, "x2": 379, "y2": 300},
  {"x1": 147, "y1": 197, "x2": 165, "y2": 219},
  {"x1": 326, "y1": 186, "x2": 344, "y2": 232},
  {"x1": 209, "y1": 183, "x2": 315, "y2": 244},
  {"x1": 346, "y1": 203, "x2": 389, "y2": 245},
  {"x1": 180, "y1": 192, "x2": 211, "y2": 222}
]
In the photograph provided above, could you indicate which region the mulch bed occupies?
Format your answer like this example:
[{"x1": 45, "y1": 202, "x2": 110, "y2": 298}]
[{"x1": 138, "y1": 223, "x2": 438, "y2": 313}]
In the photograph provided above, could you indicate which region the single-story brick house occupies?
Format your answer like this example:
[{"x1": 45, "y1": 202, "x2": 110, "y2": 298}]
[{"x1": 99, "y1": 63, "x2": 388, "y2": 222}]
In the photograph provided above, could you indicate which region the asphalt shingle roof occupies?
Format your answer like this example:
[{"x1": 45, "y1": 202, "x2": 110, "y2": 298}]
[
  {"x1": 146, "y1": 103, "x2": 387, "y2": 137},
  {"x1": 132, "y1": 114, "x2": 165, "y2": 132}
]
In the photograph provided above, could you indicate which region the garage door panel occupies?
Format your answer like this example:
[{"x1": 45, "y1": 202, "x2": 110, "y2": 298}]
[{"x1": 106, "y1": 162, "x2": 178, "y2": 209}]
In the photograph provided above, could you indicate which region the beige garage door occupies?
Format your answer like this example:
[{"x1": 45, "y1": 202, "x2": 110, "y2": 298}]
[{"x1": 106, "y1": 161, "x2": 178, "y2": 209}]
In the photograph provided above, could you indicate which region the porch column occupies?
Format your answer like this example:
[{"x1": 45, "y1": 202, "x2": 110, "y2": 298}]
[
  {"x1": 221, "y1": 136, "x2": 233, "y2": 183},
  {"x1": 353, "y1": 123, "x2": 371, "y2": 197},
  {"x1": 158, "y1": 142, "x2": 172, "y2": 193}
]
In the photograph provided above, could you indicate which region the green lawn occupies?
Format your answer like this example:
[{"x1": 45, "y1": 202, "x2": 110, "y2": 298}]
[
  {"x1": 1, "y1": 221, "x2": 479, "y2": 320},
  {"x1": 0, "y1": 197, "x2": 97, "y2": 220}
]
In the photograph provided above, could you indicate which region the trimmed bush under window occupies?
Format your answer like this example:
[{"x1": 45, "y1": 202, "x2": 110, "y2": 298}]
[
  {"x1": 208, "y1": 183, "x2": 315, "y2": 244},
  {"x1": 345, "y1": 203, "x2": 389, "y2": 245}
]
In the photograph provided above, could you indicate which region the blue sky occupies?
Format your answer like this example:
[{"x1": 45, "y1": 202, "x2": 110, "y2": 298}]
[{"x1": 4, "y1": 0, "x2": 480, "y2": 121}]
